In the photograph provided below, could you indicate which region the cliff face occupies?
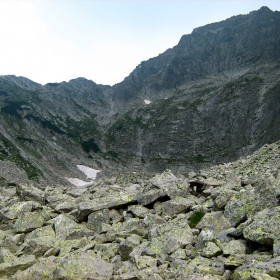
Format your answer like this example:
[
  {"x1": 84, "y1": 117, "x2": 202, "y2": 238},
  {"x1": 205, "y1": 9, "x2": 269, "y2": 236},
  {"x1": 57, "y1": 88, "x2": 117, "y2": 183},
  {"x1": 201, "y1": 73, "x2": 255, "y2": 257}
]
[{"x1": 0, "y1": 7, "x2": 280, "y2": 184}]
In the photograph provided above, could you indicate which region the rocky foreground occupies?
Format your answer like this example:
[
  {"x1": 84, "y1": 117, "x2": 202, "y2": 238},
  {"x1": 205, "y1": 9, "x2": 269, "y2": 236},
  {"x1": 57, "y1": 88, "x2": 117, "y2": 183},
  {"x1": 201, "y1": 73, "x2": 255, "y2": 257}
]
[{"x1": 1, "y1": 142, "x2": 280, "y2": 279}]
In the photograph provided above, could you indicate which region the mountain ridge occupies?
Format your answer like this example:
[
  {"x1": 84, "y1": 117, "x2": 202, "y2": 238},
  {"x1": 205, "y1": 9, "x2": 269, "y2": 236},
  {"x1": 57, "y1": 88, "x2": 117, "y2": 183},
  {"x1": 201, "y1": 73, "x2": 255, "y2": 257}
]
[{"x1": 0, "y1": 6, "x2": 280, "y2": 185}]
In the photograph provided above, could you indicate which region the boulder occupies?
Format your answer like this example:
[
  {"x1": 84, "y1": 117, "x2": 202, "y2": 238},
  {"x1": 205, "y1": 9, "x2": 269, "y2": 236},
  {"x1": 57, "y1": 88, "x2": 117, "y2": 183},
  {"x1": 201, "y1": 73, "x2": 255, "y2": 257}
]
[
  {"x1": 144, "y1": 218, "x2": 193, "y2": 256},
  {"x1": 201, "y1": 242, "x2": 222, "y2": 258},
  {"x1": 224, "y1": 179, "x2": 277, "y2": 227},
  {"x1": 77, "y1": 191, "x2": 138, "y2": 220},
  {"x1": 127, "y1": 205, "x2": 150, "y2": 218},
  {"x1": 119, "y1": 234, "x2": 141, "y2": 261},
  {"x1": 150, "y1": 169, "x2": 190, "y2": 199},
  {"x1": 0, "y1": 201, "x2": 42, "y2": 221},
  {"x1": 10, "y1": 257, "x2": 57, "y2": 280},
  {"x1": 161, "y1": 196, "x2": 198, "y2": 216},
  {"x1": 53, "y1": 214, "x2": 94, "y2": 240},
  {"x1": 23, "y1": 225, "x2": 56, "y2": 257},
  {"x1": 87, "y1": 209, "x2": 110, "y2": 233},
  {"x1": 195, "y1": 211, "x2": 230, "y2": 234},
  {"x1": 243, "y1": 207, "x2": 280, "y2": 246},
  {"x1": 13, "y1": 212, "x2": 44, "y2": 233},
  {"x1": 0, "y1": 248, "x2": 35, "y2": 277},
  {"x1": 16, "y1": 184, "x2": 45, "y2": 205},
  {"x1": 54, "y1": 251, "x2": 114, "y2": 280}
]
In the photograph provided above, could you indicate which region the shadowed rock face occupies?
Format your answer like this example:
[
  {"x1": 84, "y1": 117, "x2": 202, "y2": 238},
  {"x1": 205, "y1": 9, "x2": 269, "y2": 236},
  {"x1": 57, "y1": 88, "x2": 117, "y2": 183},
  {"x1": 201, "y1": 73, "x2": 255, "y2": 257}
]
[{"x1": 0, "y1": 7, "x2": 280, "y2": 184}]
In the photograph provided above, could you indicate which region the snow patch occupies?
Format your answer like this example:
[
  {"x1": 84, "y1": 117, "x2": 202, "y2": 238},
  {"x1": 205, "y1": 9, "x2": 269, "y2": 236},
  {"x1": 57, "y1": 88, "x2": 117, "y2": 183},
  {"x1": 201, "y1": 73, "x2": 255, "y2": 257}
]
[
  {"x1": 65, "y1": 177, "x2": 92, "y2": 187},
  {"x1": 144, "y1": 99, "x2": 151, "y2": 105},
  {"x1": 77, "y1": 165, "x2": 101, "y2": 180},
  {"x1": 65, "y1": 165, "x2": 101, "y2": 187}
]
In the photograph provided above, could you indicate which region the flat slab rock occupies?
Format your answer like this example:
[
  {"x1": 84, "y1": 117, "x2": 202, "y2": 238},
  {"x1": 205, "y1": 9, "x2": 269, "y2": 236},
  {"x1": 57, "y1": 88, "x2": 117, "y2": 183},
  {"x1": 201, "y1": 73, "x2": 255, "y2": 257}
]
[{"x1": 77, "y1": 191, "x2": 138, "y2": 220}]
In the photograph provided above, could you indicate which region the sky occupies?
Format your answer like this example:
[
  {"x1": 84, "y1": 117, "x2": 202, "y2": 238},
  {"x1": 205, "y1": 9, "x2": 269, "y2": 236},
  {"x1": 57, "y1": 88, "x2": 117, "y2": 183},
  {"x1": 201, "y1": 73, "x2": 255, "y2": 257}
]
[{"x1": 0, "y1": 0, "x2": 280, "y2": 86}]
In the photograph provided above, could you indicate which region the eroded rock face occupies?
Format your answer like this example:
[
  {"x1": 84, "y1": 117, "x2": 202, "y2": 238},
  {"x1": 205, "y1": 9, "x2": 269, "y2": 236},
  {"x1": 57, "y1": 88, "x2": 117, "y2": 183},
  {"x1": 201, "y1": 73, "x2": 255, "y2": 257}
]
[{"x1": 1, "y1": 8, "x2": 280, "y2": 184}]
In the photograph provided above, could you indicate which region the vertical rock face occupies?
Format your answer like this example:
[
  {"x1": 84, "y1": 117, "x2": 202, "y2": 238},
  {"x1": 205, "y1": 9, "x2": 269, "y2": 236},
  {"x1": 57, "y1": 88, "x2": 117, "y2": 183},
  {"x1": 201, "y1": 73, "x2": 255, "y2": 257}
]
[{"x1": 1, "y1": 7, "x2": 280, "y2": 183}]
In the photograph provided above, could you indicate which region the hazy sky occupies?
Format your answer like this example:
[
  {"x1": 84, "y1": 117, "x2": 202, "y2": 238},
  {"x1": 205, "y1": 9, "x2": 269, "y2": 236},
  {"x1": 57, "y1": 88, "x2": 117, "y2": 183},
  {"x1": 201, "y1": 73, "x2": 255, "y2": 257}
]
[{"x1": 0, "y1": 0, "x2": 280, "y2": 85}]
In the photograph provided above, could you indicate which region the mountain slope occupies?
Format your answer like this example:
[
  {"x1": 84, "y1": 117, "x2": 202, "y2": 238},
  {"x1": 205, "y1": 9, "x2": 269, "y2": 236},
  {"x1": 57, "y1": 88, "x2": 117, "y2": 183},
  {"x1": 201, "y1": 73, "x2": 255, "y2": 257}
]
[{"x1": 0, "y1": 7, "x2": 280, "y2": 184}]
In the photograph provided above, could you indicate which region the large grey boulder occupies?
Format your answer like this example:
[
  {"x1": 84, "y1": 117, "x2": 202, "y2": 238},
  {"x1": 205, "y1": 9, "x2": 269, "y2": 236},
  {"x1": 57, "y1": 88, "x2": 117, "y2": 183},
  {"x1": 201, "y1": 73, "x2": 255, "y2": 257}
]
[
  {"x1": 0, "y1": 248, "x2": 35, "y2": 277},
  {"x1": 150, "y1": 169, "x2": 190, "y2": 199},
  {"x1": 232, "y1": 256, "x2": 280, "y2": 279},
  {"x1": 224, "y1": 178, "x2": 277, "y2": 227},
  {"x1": 243, "y1": 207, "x2": 280, "y2": 246},
  {"x1": 144, "y1": 218, "x2": 193, "y2": 256},
  {"x1": 195, "y1": 211, "x2": 230, "y2": 234},
  {"x1": 54, "y1": 251, "x2": 114, "y2": 280},
  {"x1": 77, "y1": 191, "x2": 138, "y2": 220},
  {"x1": 11, "y1": 257, "x2": 57, "y2": 280},
  {"x1": 119, "y1": 234, "x2": 141, "y2": 261},
  {"x1": 16, "y1": 184, "x2": 45, "y2": 205},
  {"x1": 23, "y1": 225, "x2": 56, "y2": 257},
  {"x1": 53, "y1": 214, "x2": 94, "y2": 240},
  {"x1": 87, "y1": 208, "x2": 110, "y2": 233},
  {"x1": 13, "y1": 212, "x2": 45, "y2": 233},
  {"x1": 161, "y1": 196, "x2": 198, "y2": 216},
  {"x1": 0, "y1": 201, "x2": 42, "y2": 221}
]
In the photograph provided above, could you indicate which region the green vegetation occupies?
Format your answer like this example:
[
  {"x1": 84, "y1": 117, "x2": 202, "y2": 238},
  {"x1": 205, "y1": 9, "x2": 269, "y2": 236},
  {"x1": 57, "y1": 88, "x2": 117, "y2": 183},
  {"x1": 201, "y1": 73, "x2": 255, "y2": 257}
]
[
  {"x1": 25, "y1": 114, "x2": 66, "y2": 135},
  {"x1": 16, "y1": 137, "x2": 34, "y2": 143},
  {"x1": 188, "y1": 209, "x2": 206, "y2": 228},
  {"x1": 1, "y1": 101, "x2": 27, "y2": 119},
  {"x1": 81, "y1": 138, "x2": 100, "y2": 153},
  {"x1": 0, "y1": 134, "x2": 42, "y2": 181},
  {"x1": 0, "y1": 90, "x2": 8, "y2": 96}
]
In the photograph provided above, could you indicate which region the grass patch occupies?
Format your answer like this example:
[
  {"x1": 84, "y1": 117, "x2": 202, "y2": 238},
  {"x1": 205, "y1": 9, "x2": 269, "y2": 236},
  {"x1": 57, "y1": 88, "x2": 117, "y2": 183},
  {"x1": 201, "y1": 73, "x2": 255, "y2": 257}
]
[{"x1": 188, "y1": 209, "x2": 206, "y2": 228}]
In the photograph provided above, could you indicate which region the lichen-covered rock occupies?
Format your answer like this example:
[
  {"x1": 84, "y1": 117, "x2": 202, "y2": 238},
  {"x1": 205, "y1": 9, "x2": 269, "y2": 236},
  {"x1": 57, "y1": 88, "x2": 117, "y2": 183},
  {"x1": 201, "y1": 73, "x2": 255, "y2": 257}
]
[
  {"x1": 183, "y1": 255, "x2": 225, "y2": 276},
  {"x1": 214, "y1": 188, "x2": 236, "y2": 209},
  {"x1": 23, "y1": 225, "x2": 56, "y2": 257},
  {"x1": 220, "y1": 239, "x2": 247, "y2": 256},
  {"x1": 195, "y1": 211, "x2": 230, "y2": 234},
  {"x1": 224, "y1": 179, "x2": 277, "y2": 227},
  {"x1": 54, "y1": 251, "x2": 114, "y2": 280},
  {"x1": 273, "y1": 236, "x2": 280, "y2": 257},
  {"x1": 195, "y1": 229, "x2": 215, "y2": 250},
  {"x1": 134, "y1": 255, "x2": 157, "y2": 270},
  {"x1": 46, "y1": 193, "x2": 75, "y2": 209},
  {"x1": 243, "y1": 207, "x2": 280, "y2": 246},
  {"x1": 203, "y1": 177, "x2": 225, "y2": 187},
  {"x1": 127, "y1": 205, "x2": 150, "y2": 218},
  {"x1": 232, "y1": 256, "x2": 280, "y2": 279},
  {"x1": 0, "y1": 201, "x2": 42, "y2": 221},
  {"x1": 224, "y1": 254, "x2": 248, "y2": 270},
  {"x1": 16, "y1": 184, "x2": 45, "y2": 205},
  {"x1": 122, "y1": 218, "x2": 148, "y2": 237},
  {"x1": 87, "y1": 208, "x2": 110, "y2": 233},
  {"x1": 13, "y1": 212, "x2": 44, "y2": 233},
  {"x1": 144, "y1": 218, "x2": 193, "y2": 256},
  {"x1": 10, "y1": 257, "x2": 57, "y2": 280},
  {"x1": 2, "y1": 234, "x2": 24, "y2": 253},
  {"x1": 201, "y1": 242, "x2": 222, "y2": 258},
  {"x1": 149, "y1": 170, "x2": 190, "y2": 199},
  {"x1": 137, "y1": 185, "x2": 163, "y2": 206},
  {"x1": 53, "y1": 214, "x2": 94, "y2": 240},
  {"x1": 77, "y1": 191, "x2": 138, "y2": 220},
  {"x1": 169, "y1": 248, "x2": 187, "y2": 260},
  {"x1": 0, "y1": 248, "x2": 35, "y2": 277},
  {"x1": 94, "y1": 243, "x2": 119, "y2": 261},
  {"x1": 119, "y1": 234, "x2": 141, "y2": 261},
  {"x1": 224, "y1": 186, "x2": 255, "y2": 227},
  {"x1": 161, "y1": 196, "x2": 198, "y2": 216}
]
